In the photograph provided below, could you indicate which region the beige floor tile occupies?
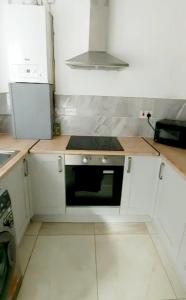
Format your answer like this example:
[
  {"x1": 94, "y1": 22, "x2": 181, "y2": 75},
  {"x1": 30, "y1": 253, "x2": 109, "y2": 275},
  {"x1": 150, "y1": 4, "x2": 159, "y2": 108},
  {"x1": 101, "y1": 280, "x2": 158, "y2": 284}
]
[
  {"x1": 18, "y1": 235, "x2": 37, "y2": 275},
  {"x1": 96, "y1": 234, "x2": 176, "y2": 300},
  {"x1": 95, "y1": 222, "x2": 148, "y2": 235},
  {"x1": 17, "y1": 236, "x2": 97, "y2": 300},
  {"x1": 25, "y1": 221, "x2": 42, "y2": 235},
  {"x1": 149, "y1": 232, "x2": 186, "y2": 299},
  {"x1": 39, "y1": 222, "x2": 95, "y2": 235}
]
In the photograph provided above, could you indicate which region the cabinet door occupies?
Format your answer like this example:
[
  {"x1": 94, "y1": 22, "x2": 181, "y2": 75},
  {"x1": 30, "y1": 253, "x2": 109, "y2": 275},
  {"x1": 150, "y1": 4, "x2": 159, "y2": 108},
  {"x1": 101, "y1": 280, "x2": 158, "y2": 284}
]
[
  {"x1": 177, "y1": 231, "x2": 186, "y2": 286},
  {"x1": 154, "y1": 161, "x2": 186, "y2": 258},
  {"x1": 120, "y1": 156, "x2": 160, "y2": 215},
  {"x1": 0, "y1": 160, "x2": 30, "y2": 245},
  {"x1": 29, "y1": 154, "x2": 66, "y2": 215}
]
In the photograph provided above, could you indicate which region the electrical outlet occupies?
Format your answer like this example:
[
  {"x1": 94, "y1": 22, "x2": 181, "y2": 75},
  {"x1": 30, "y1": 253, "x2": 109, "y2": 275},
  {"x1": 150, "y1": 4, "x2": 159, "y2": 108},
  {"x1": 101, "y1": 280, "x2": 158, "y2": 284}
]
[
  {"x1": 139, "y1": 110, "x2": 146, "y2": 118},
  {"x1": 139, "y1": 110, "x2": 153, "y2": 119},
  {"x1": 145, "y1": 110, "x2": 153, "y2": 118}
]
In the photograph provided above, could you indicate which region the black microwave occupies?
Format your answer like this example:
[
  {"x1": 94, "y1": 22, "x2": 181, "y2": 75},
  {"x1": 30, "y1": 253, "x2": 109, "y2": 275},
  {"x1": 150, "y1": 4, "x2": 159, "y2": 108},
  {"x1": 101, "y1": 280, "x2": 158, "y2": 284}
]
[{"x1": 154, "y1": 119, "x2": 186, "y2": 149}]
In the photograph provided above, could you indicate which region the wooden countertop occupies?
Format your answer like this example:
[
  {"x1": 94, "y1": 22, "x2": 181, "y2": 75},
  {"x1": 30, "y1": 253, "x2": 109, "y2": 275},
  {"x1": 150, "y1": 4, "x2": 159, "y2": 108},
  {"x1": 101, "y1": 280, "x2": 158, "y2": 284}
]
[
  {"x1": 30, "y1": 136, "x2": 159, "y2": 156},
  {"x1": 145, "y1": 138, "x2": 186, "y2": 179},
  {"x1": 0, "y1": 134, "x2": 37, "y2": 179}
]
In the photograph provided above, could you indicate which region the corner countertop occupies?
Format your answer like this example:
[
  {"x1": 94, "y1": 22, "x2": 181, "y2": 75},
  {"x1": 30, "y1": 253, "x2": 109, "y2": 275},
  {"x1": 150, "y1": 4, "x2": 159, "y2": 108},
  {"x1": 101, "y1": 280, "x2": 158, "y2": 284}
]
[
  {"x1": 30, "y1": 136, "x2": 159, "y2": 156},
  {"x1": 145, "y1": 138, "x2": 186, "y2": 179},
  {"x1": 0, "y1": 134, "x2": 37, "y2": 179}
]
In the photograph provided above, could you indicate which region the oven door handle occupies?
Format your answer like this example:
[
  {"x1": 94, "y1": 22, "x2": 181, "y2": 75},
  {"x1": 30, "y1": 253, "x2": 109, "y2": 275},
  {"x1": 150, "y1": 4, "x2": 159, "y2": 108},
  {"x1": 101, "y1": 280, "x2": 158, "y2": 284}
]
[{"x1": 103, "y1": 170, "x2": 114, "y2": 174}]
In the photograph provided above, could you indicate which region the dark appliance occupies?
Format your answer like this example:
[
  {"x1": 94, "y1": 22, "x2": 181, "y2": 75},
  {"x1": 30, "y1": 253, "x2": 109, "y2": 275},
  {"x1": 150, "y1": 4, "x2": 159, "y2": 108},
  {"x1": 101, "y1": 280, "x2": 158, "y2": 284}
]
[
  {"x1": 0, "y1": 189, "x2": 22, "y2": 300},
  {"x1": 154, "y1": 119, "x2": 186, "y2": 149},
  {"x1": 65, "y1": 155, "x2": 124, "y2": 207},
  {"x1": 66, "y1": 136, "x2": 123, "y2": 151}
]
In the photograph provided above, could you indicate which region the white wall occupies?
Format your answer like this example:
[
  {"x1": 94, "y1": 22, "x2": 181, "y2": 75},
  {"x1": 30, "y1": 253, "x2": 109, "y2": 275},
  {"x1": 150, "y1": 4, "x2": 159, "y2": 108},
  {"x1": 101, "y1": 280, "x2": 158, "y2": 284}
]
[
  {"x1": 0, "y1": 1, "x2": 9, "y2": 92},
  {"x1": 51, "y1": 0, "x2": 90, "y2": 95},
  {"x1": 1, "y1": 0, "x2": 186, "y2": 99},
  {"x1": 52, "y1": 0, "x2": 186, "y2": 99}
]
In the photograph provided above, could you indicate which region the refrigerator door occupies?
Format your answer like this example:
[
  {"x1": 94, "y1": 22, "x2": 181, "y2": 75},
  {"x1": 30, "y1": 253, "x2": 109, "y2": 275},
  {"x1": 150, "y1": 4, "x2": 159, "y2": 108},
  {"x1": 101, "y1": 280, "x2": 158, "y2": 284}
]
[{"x1": 10, "y1": 83, "x2": 53, "y2": 139}]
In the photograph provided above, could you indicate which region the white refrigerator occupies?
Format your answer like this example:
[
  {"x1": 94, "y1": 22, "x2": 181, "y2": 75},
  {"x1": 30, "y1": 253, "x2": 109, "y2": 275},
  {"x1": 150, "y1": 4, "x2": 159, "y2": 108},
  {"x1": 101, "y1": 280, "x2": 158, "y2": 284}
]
[{"x1": 10, "y1": 83, "x2": 54, "y2": 139}]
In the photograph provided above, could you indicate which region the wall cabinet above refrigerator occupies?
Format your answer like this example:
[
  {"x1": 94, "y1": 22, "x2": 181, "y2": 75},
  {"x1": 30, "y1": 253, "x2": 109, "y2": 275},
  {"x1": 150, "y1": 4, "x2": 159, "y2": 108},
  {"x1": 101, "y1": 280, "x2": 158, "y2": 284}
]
[{"x1": 5, "y1": 4, "x2": 54, "y2": 84}]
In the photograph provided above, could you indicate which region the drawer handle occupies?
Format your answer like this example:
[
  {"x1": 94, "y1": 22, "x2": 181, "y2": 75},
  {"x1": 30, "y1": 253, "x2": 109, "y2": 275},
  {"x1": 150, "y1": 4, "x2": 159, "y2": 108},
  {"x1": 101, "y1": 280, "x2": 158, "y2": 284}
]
[
  {"x1": 23, "y1": 159, "x2": 28, "y2": 177},
  {"x1": 127, "y1": 157, "x2": 132, "y2": 174},
  {"x1": 58, "y1": 156, "x2": 63, "y2": 173},
  {"x1": 159, "y1": 162, "x2": 165, "y2": 180}
]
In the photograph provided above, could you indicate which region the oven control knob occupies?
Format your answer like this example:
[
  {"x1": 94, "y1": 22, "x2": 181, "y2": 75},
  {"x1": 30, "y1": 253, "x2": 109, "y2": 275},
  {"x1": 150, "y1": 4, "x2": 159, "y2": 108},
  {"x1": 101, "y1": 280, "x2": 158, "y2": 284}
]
[
  {"x1": 102, "y1": 157, "x2": 108, "y2": 164},
  {"x1": 82, "y1": 157, "x2": 88, "y2": 164}
]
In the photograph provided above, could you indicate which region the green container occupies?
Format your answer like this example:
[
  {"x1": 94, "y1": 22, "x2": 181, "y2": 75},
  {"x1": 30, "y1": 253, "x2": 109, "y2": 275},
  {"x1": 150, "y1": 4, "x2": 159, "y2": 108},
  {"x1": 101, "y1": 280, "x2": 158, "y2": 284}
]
[{"x1": 53, "y1": 122, "x2": 61, "y2": 136}]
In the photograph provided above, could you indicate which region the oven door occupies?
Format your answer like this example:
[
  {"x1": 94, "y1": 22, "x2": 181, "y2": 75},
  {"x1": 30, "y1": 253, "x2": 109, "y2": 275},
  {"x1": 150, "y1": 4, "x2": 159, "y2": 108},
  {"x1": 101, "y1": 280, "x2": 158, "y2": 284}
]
[
  {"x1": 0, "y1": 230, "x2": 17, "y2": 300},
  {"x1": 65, "y1": 165, "x2": 124, "y2": 206}
]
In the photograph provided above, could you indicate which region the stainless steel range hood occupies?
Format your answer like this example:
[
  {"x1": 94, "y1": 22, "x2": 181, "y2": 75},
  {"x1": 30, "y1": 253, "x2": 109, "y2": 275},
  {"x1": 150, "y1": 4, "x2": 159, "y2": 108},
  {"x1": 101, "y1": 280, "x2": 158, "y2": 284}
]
[{"x1": 66, "y1": 0, "x2": 129, "y2": 71}]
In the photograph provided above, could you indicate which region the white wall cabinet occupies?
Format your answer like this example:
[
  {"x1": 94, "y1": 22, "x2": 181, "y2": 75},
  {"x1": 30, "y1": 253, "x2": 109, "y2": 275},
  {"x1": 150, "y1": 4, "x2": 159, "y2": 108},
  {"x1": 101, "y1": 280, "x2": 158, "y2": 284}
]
[
  {"x1": 120, "y1": 156, "x2": 160, "y2": 216},
  {"x1": 29, "y1": 154, "x2": 66, "y2": 216},
  {"x1": 0, "y1": 158, "x2": 30, "y2": 245},
  {"x1": 154, "y1": 160, "x2": 186, "y2": 259}
]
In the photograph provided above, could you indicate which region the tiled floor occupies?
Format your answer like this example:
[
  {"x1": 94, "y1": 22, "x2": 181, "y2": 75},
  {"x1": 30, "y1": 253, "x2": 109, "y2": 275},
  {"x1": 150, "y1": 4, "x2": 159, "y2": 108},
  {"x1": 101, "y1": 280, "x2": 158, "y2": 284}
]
[{"x1": 17, "y1": 222, "x2": 183, "y2": 300}]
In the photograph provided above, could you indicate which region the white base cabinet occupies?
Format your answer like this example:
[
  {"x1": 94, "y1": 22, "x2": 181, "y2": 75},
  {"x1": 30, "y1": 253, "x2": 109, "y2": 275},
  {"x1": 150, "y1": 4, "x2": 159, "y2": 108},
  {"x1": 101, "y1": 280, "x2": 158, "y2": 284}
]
[
  {"x1": 29, "y1": 154, "x2": 66, "y2": 216},
  {"x1": 177, "y1": 232, "x2": 186, "y2": 287},
  {"x1": 154, "y1": 161, "x2": 186, "y2": 260},
  {"x1": 120, "y1": 156, "x2": 160, "y2": 215},
  {"x1": 0, "y1": 158, "x2": 30, "y2": 245}
]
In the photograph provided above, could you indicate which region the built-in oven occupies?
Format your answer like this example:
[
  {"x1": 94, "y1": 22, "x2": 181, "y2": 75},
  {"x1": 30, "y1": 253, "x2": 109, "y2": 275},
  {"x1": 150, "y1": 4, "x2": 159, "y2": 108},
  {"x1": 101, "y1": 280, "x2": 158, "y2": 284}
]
[{"x1": 65, "y1": 155, "x2": 124, "y2": 207}]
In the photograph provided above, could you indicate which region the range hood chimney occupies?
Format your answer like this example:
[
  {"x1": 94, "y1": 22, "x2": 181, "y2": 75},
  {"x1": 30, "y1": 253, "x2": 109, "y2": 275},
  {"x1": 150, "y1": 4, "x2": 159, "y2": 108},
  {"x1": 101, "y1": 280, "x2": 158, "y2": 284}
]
[{"x1": 66, "y1": 0, "x2": 129, "y2": 70}]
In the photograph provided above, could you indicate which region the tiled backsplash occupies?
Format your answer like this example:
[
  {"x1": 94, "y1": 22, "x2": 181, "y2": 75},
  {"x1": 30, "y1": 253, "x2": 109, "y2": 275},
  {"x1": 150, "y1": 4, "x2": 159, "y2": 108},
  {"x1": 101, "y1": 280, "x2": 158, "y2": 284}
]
[
  {"x1": 0, "y1": 93, "x2": 12, "y2": 134},
  {"x1": 1, "y1": 93, "x2": 186, "y2": 137},
  {"x1": 55, "y1": 95, "x2": 186, "y2": 137}
]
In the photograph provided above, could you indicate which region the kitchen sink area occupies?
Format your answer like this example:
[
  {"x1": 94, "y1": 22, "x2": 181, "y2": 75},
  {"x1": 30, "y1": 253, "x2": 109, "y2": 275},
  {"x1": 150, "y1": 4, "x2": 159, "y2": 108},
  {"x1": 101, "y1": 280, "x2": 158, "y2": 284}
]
[{"x1": 0, "y1": 150, "x2": 19, "y2": 167}]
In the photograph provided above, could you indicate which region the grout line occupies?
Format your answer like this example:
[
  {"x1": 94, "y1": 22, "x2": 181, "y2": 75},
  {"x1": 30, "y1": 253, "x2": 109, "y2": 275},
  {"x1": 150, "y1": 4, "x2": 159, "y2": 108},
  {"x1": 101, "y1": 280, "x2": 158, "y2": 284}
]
[
  {"x1": 38, "y1": 233, "x2": 95, "y2": 236},
  {"x1": 21, "y1": 226, "x2": 41, "y2": 278},
  {"x1": 93, "y1": 222, "x2": 96, "y2": 236},
  {"x1": 22, "y1": 235, "x2": 38, "y2": 277},
  {"x1": 94, "y1": 234, "x2": 99, "y2": 300},
  {"x1": 147, "y1": 227, "x2": 178, "y2": 299}
]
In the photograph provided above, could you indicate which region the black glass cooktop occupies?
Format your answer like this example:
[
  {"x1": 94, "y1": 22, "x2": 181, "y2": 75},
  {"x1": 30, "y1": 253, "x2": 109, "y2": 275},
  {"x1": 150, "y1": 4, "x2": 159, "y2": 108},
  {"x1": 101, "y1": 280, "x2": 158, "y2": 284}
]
[{"x1": 66, "y1": 136, "x2": 124, "y2": 151}]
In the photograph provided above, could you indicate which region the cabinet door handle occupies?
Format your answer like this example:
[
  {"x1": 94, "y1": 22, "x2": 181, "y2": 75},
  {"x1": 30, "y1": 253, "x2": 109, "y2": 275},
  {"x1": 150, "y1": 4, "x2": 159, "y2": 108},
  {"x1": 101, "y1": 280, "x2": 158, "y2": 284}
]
[
  {"x1": 23, "y1": 159, "x2": 28, "y2": 177},
  {"x1": 127, "y1": 157, "x2": 132, "y2": 173},
  {"x1": 159, "y1": 162, "x2": 165, "y2": 180},
  {"x1": 58, "y1": 156, "x2": 63, "y2": 173}
]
